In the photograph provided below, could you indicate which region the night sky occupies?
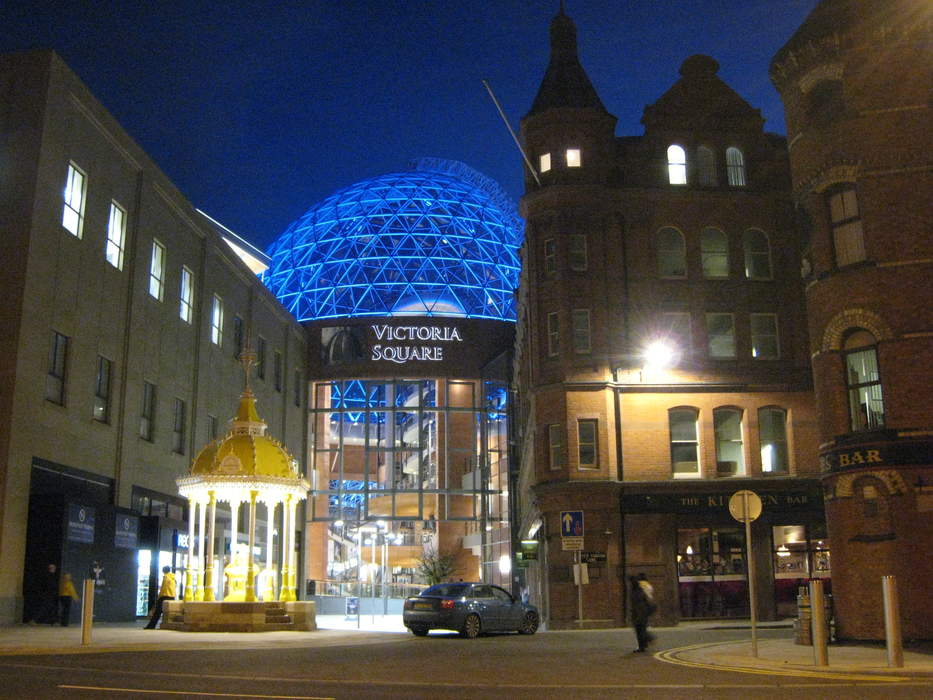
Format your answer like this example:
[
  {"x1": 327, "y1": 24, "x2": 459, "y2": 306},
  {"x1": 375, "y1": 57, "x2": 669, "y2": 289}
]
[{"x1": 1, "y1": 1, "x2": 820, "y2": 252}]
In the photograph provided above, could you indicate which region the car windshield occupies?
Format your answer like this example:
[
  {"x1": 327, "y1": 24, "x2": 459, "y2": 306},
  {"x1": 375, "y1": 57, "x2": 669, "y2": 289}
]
[{"x1": 422, "y1": 583, "x2": 470, "y2": 597}]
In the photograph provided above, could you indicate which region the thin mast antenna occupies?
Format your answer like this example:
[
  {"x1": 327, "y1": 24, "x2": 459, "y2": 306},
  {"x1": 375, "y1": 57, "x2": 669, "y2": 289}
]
[{"x1": 482, "y1": 79, "x2": 542, "y2": 187}]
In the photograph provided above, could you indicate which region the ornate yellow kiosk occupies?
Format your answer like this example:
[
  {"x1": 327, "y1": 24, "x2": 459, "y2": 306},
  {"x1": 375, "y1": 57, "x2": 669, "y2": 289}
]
[{"x1": 162, "y1": 351, "x2": 314, "y2": 631}]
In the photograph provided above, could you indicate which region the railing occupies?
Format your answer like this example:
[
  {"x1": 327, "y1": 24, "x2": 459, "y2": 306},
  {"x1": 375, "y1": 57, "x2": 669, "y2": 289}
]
[{"x1": 307, "y1": 579, "x2": 424, "y2": 600}]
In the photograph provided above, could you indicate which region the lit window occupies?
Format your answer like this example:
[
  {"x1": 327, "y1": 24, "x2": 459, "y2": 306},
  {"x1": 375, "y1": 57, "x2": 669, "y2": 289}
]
[
  {"x1": 706, "y1": 313, "x2": 736, "y2": 358},
  {"x1": 670, "y1": 408, "x2": 700, "y2": 478},
  {"x1": 546, "y1": 312, "x2": 559, "y2": 357},
  {"x1": 759, "y1": 407, "x2": 788, "y2": 473},
  {"x1": 714, "y1": 408, "x2": 745, "y2": 476},
  {"x1": 751, "y1": 313, "x2": 780, "y2": 359},
  {"x1": 45, "y1": 331, "x2": 69, "y2": 405},
  {"x1": 661, "y1": 312, "x2": 692, "y2": 352},
  {"x1": 569, "y1": 234, "x2": 587, "y2": 271},
  {"x1": 657, "y1": 227, "x2": 687, "y2": 278},
  {"x1": 667, "y1": 145, "x2": 687, "y2": 185},
  {"x1": 172, "y1": 398, "x2": 186, "y2": 454},
  {"x1": 571, "y1": 309, "x2": 591, "y2": 354},
  {"x1": 697, "y1": 146, "x2": 717, "y2": 186},
  {"x1": 726, "y1": 147, "x2": 746, "y2": 187},
  {"x1": 210, "y1": 294, "x2": 224, "y2": 346},
  {"x1": 149, "y1": 240, "x2": 166, "y2": 300},
  {"x1": 828, "y1": 186, "x2": 865, "y2": 267},
  {"x1": 140, "y1": 381, "x2": 156, "y2": 441},
  {"x1": 257, "y1": 336, "x2": 267, "y2": 379},
  {"x1": 540, "y1": 153, "x2": 552, "y2": 173},
  {"x1": 700, "y1": 228, "x2": 729, "y2": 278},
  {"x1": 105, "y1": 201, "x2": 127, "y2": 269},
  {"x1": 544, "y1": 238, "x2": 556, "y2": 274},
  {"x1": 274, "y1": 350, "x2": 283, "y2": 392},
  {"x1": 93, "y1": 355, "x2": 111, "y2": 423},
  {"x1": 578, "y1": 419, "x2": 598, "y2": 468},
  {"x1": 548, "y1": 424, "x2": 565, "y2": 470},
  {"x1": 844, "y1": 330, "x2": 884, "y2": 431},
  {"x1": 566, "y1": 148, "x2": 581, "y2": 168},
  {"x1": 62, "y1": 162, "x2": 86, "y2": 238},
  {"x1": 179, "y1": 267, "x2": 194, "y2": 323},
  {"x1": 743, "y1": 229, "x2": 772, "y2": 279}
]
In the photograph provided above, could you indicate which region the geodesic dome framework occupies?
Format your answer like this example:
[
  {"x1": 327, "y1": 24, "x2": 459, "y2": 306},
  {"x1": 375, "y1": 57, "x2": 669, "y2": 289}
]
[{"x1": 264, "y1": 159, "x2": 524, "y2": 321}]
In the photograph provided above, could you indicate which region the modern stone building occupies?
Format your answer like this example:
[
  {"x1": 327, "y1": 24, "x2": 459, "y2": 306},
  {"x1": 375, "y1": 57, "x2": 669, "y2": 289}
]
[
  {"x1": 0, "y1": 50, "x2": 307, "y2": 624},
  {"x1": 513, "y1": 8, "x2": 823, "y2": 628},
  {"x1": 770, "y1": 0, "x2": 933, "y2": 640}
]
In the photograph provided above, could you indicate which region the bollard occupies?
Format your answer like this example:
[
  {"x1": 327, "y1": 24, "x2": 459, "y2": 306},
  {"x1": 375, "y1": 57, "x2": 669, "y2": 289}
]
[
  {"x1": 809, "y1": 579, "x2": 828, "y2": 666},
  {"x1": 81, "y1": 579, "x2": 95, "y2": 646},
  {"x1": 882, "y1": 575, "x2": 903, "y2": 668}
]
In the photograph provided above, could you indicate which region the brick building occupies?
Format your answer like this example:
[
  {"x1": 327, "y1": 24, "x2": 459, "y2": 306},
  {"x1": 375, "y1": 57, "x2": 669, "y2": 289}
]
[
  {"x1": 770, "y1": 0, "x2": 933, "y2": 640},
  {"x1": 513, "y1": 8, "x2": 822, "y2": 628}
]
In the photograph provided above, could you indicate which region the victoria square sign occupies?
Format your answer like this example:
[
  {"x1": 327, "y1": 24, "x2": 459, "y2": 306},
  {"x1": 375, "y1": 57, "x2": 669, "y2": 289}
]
[{"x1": 370, "y1": 324, "x2": 463, "y2": 363}]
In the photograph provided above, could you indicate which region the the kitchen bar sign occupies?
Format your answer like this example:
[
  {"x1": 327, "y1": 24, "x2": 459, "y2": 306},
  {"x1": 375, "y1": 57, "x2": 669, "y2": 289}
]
[{"x1": 370, "y1": 325, "x2": 463, "y2": 363}]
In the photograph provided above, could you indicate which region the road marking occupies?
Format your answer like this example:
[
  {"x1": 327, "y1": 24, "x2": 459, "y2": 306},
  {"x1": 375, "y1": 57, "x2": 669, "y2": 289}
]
[{"x1": 58, "y1": 686, "x2": 332, "y2": 699}]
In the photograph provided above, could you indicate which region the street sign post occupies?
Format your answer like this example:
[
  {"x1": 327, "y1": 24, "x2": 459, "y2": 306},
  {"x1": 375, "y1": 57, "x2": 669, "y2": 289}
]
[
  {"x1": 729, "y1": 489, "x2": 762, "y2": 657},
  {"x1": 560, "y1": 511, "x2": 586, "y2": 624}
]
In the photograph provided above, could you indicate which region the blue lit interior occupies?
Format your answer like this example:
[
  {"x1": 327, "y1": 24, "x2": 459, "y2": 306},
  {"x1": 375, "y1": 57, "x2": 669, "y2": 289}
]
[{"x1": 264, "y1": 158, "x2": 524, "y2": 321}]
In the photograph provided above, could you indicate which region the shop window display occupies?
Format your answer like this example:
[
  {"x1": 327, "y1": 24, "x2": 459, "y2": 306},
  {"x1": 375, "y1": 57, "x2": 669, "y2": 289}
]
[
  {"x1": 677, "y1": 527, "x2": 749, "y2": 618},
  {"x1": 772, "y1": 524, "x2": 831, "y2": 617}
]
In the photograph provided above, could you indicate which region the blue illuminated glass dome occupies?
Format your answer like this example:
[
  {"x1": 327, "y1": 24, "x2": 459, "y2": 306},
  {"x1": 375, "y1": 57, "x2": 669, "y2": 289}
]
[{"x1": 264, "y1": 159, "x2": 523, "y2": 321}]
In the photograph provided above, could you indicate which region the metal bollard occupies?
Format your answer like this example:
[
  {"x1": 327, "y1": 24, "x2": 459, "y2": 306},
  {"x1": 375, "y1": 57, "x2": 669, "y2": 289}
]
[
  {"x1": 81, "y1": 579, "x2": 95, "y2": 645},
  {"x1": 809, "y1": 579, "x2": 828, "y2": 666},
  {"x1": 882, "y1": 575, "x2": 903, "y2": 668}
]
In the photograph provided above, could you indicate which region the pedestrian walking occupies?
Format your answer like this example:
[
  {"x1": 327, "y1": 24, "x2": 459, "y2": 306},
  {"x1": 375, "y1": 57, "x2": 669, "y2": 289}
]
[
  {"x1": 630, "y1": 574, "x2": 656, "y2": 653},
  {"x1": 35, "y1": 563, "x2": 60, "y2": 625},
  {"x1": 58, "y1": 573, "x2": 79, "y2": 626},
  {"x1": 143, "y1": 566, "x2": 176, "y2": 629}
]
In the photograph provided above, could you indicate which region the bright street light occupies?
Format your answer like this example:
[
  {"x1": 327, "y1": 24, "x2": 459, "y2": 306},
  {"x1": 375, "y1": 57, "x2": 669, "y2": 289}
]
[{"x1": 644, "y1": 340, "x2": 675, "y2": 369}]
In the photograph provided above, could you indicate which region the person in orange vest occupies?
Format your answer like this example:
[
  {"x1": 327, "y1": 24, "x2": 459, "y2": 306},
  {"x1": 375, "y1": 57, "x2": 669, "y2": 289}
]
[
  {"x1": 57, "y1": 573, "x2": 80, "y2": 626},
  {"x1": 143, "y1": 566, "x2": 176, "y2": 629}
]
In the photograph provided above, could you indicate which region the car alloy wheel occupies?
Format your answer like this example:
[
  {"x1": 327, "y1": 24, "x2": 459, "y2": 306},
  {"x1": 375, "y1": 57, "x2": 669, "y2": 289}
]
[
  {"x1": 518, "y1": 611, "x2": 539, "y2": 634},
  {"x1": 410, "y1": 625, "x2": 429, "y2": 637},
  {"x1": 461, "y1": 613, "x2": 481, "y2": 639}
]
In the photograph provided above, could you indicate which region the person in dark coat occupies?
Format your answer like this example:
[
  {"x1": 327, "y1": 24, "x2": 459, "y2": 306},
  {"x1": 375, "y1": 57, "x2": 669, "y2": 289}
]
[
  {"x1": 629, "y1": 574, "x2": 655, "y2": 652},
  {"x1": 36, "y1": 564, "x2": 60, "y2": 625}
]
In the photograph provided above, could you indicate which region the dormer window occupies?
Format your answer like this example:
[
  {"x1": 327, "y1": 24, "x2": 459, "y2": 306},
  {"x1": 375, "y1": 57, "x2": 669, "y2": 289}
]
[
  {"x1": 726, "y1": 147, "x2": 747, "y2": 187},
  {"x1": 540, "y1": 153, "x2": 552, "y2": 173},
  {"x1": 566, "y1": 149, "x2": 581, "y2": 168},
  {"x1": 667, "y1": 145, "x2": 687, "y2": 185}
]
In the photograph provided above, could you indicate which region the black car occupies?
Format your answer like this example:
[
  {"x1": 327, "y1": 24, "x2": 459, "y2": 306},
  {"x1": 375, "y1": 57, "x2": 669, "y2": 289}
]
[{"x1": 402, "y1": 582, "x2": 539, "y2": 638}]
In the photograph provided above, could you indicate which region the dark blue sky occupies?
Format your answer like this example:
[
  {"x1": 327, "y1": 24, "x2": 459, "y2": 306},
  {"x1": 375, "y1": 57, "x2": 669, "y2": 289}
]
[{"x1": 1, "y1": 1, "x2": 820, "y2": 251}]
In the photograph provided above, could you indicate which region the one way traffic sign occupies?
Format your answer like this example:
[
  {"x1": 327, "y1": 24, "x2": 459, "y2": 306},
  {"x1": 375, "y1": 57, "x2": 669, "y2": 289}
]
[{"x1": 560, "y1": 510, "x2": 584, "y2": 537}]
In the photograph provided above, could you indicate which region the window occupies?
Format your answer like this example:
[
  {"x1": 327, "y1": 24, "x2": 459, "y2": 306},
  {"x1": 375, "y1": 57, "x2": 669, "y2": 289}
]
[
  {"x1": 669, "y1": 408, "x2": 700, "y2": 477},
  {"x1": 828, "y1": 186, "x2": 865, "y2": 267},
  {"x1": 706, "y1": 313, "x2": 736, "y2": 358},
  {"x1": 293, "y1": 368, "x2": 302, "y2": 407},
  {"x1": 62, "y1": 162, "x2": 86, "y2": 238},
  {"x1": 844, "y1": 330, "x2": 884, "y2": 431},
  {"x1": 105, "y1": 201, "x2": 127, "y2": 269},
  {"x1": 714, "y1": 408, "x2": 745, "y2": 476},
  {"x1": 210, "y1": 294, "x2": 224, "y2": 346},
  {"x1": 569, "y1": 234, "x2": 587, "y2": 271},
  {"x1": 759, "y1": 407, "x2": 788, "y2": 473},
  {"x1": 93, "y1": 356, "x2": 112, "y2": 423},
  {"x1": 547, "y1": 424, "x2": 565, "y2": 470},
  {"x1": 806, "y1": 80, "x2": 843, "y2": 127},
  {"x1": 149, "y1": 240, "x2": 166, "y2": 300},
  {"x1": 577, "y1": 419, "x2": 597, "y2": 468},
  {"x1": 697, "y1": 146, "x2": 717, "y2": 186},
  {"x1": 172, "y1": 398, "x2": 186, "y2": 454},
  {"x1": 726, "y1": 147, "x2": 746, "y2": 187},
  {"x1": 751, "y1": 313, "x2": 780, "y2": 359},
  {"x1": 667, "y1": 145, "x2": 687, "y2": 185},
  {"x1": 700, "y1": 228, "x2": 729, "y2": 278},
  {"x1": 661, "y1": 312, "x2": 692, "y2": 352},
  {"x1": 571, "y1": 309, "x2": 591, "y2": 354},
  {"x1": 543, "y1": 238, "x2": 556, "y2": 274},
  {"x1": 566, "y1": 148, "x2": 581, "y2": 168},
  {"x1": 179, "y1": 266, "x2": 194, "y2": 323},
  {"x1": 743, "y1": 229, "x2": 772, "y2": 279},
  {"x1": 678, "y1": 527, "x2": 750, "y2": 618},
  {"x1": 140, "y1": 381, "x2": 156, "y2": 441},
  {"x1": 45, "y1": 331, "x2": 68, "y2": 405},
  {"x1": 539, "y1": 152, "x2": 551, "y2": 173},
  {"x1": 657, "y1": 227, "x2": 686, "y2": 278},
  {"x1": 233, "y1": 316, "x2": 244, "y2": 358},
  {"x1": 207, "y1": 414, "x2": 218, "y2": 441},
  {"x1": 546, "y1": 312, "x2": 559, "y2": 357},
  {"x1": 274, "y1": 350, "x2": 283, "y2": 391},
  {"x1": 257, "y1": 336, "x2": 267, "y2": 379}
]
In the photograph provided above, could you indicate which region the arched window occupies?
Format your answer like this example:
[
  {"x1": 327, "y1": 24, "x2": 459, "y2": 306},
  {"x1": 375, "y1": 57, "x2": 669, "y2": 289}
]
[
  {"x1": 700, "y1": 228, "x2": 729, "y2": 278},
  {"x1": 713, "y1": 407, "x2": 745, "y2": 476},
  {"x1": 806, "y1": 80, "x2": 844, "y2": 127},
  {"x1": 743, "y1": 229, "x2": 772, "y2": 279},
  {"x1": 697, "y1": 146, "x2": 717, "y2": 186},
  {"x1": 844, "y1": 330, "x2": 884, "y2": 431},
  {"x1": 758, "y1": 407, "x2": 788, "y2": 473},
  {"x1": 669, "y1": 408, "x2": 700, "y2": 478},
  {"x1": 726, "y1": 147, "x2": 746, "y2": 187},
  {"x1": 657, "y1": 227, "x2": 687, "y2": 278},
  {"x1": 667, "y1": 145, "x2": 687, "y2": 185}
]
